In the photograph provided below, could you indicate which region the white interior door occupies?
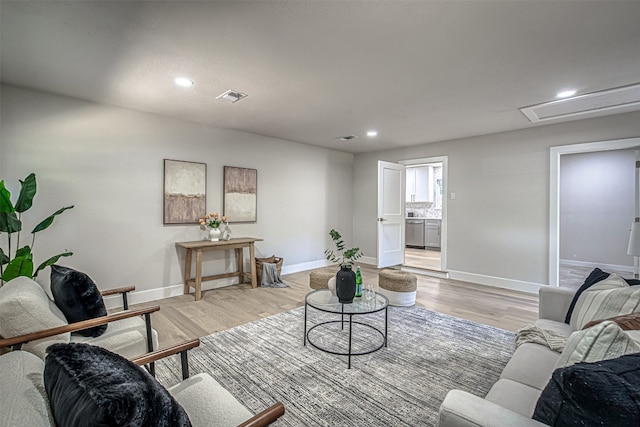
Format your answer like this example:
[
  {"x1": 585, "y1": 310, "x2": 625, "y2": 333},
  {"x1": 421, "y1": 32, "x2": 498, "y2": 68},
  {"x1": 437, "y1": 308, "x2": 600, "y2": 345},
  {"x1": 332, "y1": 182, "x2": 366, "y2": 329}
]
[{"x1": 377, "y1": 160, "x2": 406, "y2": 268}]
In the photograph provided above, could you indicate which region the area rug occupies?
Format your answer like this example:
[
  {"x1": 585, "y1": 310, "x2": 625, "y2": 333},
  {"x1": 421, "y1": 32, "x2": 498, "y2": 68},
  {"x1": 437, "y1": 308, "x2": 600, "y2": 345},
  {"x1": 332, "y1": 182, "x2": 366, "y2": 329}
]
[{"x1": 155, "y1": 306, "x2": 515, "y2": 426}]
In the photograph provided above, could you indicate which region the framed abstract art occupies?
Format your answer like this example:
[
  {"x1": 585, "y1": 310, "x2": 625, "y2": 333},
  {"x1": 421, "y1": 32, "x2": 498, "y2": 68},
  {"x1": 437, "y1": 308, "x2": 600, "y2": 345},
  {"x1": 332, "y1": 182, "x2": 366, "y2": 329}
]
[
  {"x1": 163, "y1": 159, "x2": 206, "y2": 224},
  {"x1": 223, "y1": 166, "x2": 257, "y2": 222}
]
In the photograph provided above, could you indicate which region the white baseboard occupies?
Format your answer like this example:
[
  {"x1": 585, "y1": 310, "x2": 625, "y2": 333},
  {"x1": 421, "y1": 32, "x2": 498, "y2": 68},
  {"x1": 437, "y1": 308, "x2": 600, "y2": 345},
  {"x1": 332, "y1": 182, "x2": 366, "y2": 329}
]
[
  {"x1": 281, "y1": 259, "x2": 332, "y2": 275},
  {"x1": 559, "y1": 259, "x2": 633, "y2": 274},
  {"x1": 401, "y1": 266, "x2": 450, "y2": 279},
  {"x1": 360, "y1": 256, "x2": 378, "y2": 267},
  {"x1": 104, "y1": 259, "x2": 543, "y2": 309},
  {"x1": 104, "y1": 259, "x2": 333, "y2": 309},
  {"x1": 447, "y1": 270, "x2": 542, "y2": 294},
  {"x1": 102, "y1": 277, "x2": 240, "y2": 310}
]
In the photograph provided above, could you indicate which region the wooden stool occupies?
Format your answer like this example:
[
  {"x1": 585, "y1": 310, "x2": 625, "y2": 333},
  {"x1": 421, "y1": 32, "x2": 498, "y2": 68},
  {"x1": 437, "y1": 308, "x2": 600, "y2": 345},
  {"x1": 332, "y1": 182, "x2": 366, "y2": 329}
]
[
  {"x1": 309, "y1": 267, "x2": 337, "y2": 290},
  {"x1": 378, "y1": 269, "x2": 417, "y2": 306}
]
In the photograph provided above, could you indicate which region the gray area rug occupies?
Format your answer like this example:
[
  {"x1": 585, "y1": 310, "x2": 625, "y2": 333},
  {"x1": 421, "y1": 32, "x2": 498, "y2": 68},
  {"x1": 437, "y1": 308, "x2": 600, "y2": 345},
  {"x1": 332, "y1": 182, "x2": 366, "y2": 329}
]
[{"x1": 155, "y1": 306, "x2": 515, "y2": 426}]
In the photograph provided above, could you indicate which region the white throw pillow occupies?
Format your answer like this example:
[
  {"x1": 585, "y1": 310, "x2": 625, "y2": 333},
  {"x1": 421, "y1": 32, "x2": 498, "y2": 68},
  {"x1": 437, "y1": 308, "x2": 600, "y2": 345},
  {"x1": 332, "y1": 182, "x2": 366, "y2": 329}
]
[
  {"x1": 556, "y1": 320, "x2": 640, "y2": 368},
  {"x1": 0, "y1": 276, "x2": 70, "y2": 358},
  {"x1": 569, "y1": 274, "x2": 640, "y2": 330}
]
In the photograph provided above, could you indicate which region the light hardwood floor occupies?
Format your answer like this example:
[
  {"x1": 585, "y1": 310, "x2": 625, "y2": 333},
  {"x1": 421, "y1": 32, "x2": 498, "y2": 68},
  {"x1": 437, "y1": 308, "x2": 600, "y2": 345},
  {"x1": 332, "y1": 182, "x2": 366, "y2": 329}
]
[
  {"x1": 404, "y1": 247, "x2": 442, "y2": 270},
  {"x1": 132, "y1": 264, "x2": 539, "y2": 348}
]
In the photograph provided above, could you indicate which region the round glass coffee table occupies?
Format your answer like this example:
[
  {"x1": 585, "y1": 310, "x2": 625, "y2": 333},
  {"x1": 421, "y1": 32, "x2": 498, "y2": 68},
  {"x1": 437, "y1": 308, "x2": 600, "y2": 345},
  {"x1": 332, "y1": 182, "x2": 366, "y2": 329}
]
[{"x1": 303, "y1": 288, "x2": 389, "y2": 369}]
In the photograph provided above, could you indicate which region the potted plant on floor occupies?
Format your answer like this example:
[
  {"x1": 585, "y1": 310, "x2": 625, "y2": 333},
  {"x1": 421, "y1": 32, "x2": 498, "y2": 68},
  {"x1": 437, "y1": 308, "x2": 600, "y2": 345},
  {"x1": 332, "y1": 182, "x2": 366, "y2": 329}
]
[
  {"x1": 324, "y1": 229, "x2": 363, "y2": 303},
  {"x1": 0, "y1": 173, "x2": 74, "y2": 285}
]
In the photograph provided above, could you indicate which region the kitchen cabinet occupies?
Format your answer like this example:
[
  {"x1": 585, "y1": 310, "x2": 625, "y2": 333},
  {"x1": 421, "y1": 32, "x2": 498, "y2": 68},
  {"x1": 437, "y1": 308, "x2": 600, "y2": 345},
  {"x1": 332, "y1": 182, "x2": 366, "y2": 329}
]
[
  {"x1": 406, "y1": 166, "x2": 431, "y2": 202},
  {"x1": 425, "y1": 219, "x2": 441, "y2": 249}
]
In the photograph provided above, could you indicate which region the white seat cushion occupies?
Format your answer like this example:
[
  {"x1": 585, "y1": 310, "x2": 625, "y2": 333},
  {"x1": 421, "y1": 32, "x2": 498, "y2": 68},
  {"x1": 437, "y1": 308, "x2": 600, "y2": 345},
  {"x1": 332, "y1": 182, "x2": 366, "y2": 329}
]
[
  {"x1": 169, "y1": 373, "x2": 253, "y2": 427},
  {"x1": 485, "y1": 378, "x2": 542, "y2": 418},
  {"x1": 500, "y1": 343, "x2": 560, "y2": 390},
  {"x1": 0, "y1": 277, "x2": 70, "y2": 359},
  {"x1": 0, "y1": 351, "x2": 54, "y2": 427},
  {"x1": 71, "y1": 315, "x2": 158, "y2": 359}
]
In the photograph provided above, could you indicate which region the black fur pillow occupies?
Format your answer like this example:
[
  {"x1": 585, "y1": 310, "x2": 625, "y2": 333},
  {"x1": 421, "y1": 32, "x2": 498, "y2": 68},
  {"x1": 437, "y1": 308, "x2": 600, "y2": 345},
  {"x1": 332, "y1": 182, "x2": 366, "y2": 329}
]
[
  {"x1": 45, "y1": 343, "x2": 192, "y2": 427},
  {"x1": 533, "y1": 353, "x2": 640, "y2": 426},
  {"x1": 50, "y1": 265, "x2": 107, "y2": 337}
]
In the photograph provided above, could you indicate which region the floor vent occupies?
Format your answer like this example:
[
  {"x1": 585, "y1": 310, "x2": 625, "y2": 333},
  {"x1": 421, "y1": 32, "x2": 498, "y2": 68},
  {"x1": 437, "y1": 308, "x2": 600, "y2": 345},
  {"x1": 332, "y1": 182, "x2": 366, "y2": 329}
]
[{"x1": 520, "y1": 83, "x2": 640, "y2": 123}]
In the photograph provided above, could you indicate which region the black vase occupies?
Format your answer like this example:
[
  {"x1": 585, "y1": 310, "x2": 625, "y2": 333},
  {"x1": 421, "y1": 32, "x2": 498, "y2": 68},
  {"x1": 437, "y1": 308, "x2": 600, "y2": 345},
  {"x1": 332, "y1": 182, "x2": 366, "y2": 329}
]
[{"x1": 336, "y1": 266, "x2": 356, "y2": 304}]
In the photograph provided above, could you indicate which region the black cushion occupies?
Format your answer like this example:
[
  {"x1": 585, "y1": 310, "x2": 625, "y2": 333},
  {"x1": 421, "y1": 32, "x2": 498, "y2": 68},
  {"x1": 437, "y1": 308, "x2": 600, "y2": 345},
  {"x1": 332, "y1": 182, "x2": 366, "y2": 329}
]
[
  {"x1": 533, "y1": 353, "x2": 640, "y2": 427},
  {"x1": 50, "y1": 265, "x2": 107, "y2": 337},
  {"x1": 45, "y1": 343, "x2": 191, "y2": 427}
]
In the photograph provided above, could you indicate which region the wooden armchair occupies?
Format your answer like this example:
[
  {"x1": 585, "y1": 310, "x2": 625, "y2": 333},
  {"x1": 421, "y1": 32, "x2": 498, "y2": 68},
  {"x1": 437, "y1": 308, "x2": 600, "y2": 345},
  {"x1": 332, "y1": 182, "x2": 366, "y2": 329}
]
[
  {"x1": 0, "y1": 278, "x2": 159, "y2": 364},
  {"x1": 131, "y1": 339, "x2": 285, "y2": 427},
  {"x1": 0, "y1": 339, "x2": 284, "y2": 427}
]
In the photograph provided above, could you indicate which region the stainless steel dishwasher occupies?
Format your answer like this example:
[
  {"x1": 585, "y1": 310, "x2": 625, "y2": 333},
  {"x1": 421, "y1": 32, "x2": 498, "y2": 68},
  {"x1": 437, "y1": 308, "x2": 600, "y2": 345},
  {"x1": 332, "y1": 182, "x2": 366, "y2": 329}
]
[{"x1": 405, "y1": 219, "x2": 425, "y2": 248}]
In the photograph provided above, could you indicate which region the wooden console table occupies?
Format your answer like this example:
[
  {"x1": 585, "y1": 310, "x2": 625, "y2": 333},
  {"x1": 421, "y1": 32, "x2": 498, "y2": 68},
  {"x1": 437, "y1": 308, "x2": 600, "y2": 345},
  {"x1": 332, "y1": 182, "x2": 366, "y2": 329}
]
[{"x1": 175, "y1": 237, "x2": 263, "y2": 301}]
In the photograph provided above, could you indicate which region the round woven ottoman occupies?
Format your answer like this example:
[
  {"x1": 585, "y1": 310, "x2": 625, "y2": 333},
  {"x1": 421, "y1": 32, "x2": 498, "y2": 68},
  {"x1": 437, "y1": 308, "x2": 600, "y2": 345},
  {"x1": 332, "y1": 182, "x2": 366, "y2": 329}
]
[
  {"x1": 378, "y1": 269, "x2": 417, "y2": 306},
  {"x1": 309, "y1": 267, "x2": 337, "y2": 290}
]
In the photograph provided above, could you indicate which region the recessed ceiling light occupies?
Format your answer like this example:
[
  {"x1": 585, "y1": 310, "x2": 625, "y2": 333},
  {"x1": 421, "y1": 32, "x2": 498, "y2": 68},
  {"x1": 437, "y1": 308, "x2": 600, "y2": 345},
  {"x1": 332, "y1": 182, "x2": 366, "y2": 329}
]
[
  {"x1": 556, "y1": 89, "x2": 576, "y2": 99},
  {"x1": 367, "y1": 130, "x2": 378, "y2": 137},
  {"x1": 174, "y1": 77, "x2": 194, "y2": 87},
  {"x1": 216, "y1": 90, "x2": 248, "y2": 103}
]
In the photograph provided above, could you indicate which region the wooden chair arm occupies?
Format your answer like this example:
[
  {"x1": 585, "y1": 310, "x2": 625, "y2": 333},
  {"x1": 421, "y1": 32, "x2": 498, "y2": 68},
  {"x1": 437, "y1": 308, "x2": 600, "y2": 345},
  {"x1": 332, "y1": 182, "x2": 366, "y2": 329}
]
[
  {"x1": 0, "y1": 305, "x2": 160, "y2": 348},
  {"x1": 237, "y1": 402, "x2": 285, "y2": 427},
  {"x1": 101, "y1": 285, "x2": 136, "y2": 310},
  {"x1": 100, "y1": 285, "x2": 135, "y2": 296},
  {"x1": 131, "y1": 338, "x2": 200, "y2": 366}
]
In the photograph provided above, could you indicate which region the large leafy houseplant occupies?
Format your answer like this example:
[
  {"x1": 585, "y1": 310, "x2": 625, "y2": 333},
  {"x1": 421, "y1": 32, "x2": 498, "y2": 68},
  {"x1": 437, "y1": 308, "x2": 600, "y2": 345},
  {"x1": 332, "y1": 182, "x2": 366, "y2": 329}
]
[
  {"x1": 0, "y1": 173, "x2": 74, "y2": 285},
  {"x1": 324, "y1": 229, "x2": 363, "y2": 269}
]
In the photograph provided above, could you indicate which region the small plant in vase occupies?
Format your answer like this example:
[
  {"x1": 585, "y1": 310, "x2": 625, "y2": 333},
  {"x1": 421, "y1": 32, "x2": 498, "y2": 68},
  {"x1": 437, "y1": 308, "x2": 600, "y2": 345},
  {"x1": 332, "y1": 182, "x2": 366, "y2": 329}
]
[
  {"x1": 324, "y1": 229, "x2": 363, "y2": 303},
  {"x1": 199, "y1": 212, "x2": 227, "y2": 242}
]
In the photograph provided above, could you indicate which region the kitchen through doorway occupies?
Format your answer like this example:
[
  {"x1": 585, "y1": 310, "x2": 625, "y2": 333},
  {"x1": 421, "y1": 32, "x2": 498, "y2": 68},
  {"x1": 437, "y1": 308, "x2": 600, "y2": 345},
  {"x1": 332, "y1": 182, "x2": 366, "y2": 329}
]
[{"x1": 401, "y1": 156, "x2": 447, "y2": 272}]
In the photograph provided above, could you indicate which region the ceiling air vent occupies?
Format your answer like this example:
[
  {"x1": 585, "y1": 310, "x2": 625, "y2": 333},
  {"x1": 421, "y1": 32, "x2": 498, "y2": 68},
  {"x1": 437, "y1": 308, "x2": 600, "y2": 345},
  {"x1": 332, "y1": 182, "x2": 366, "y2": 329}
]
[
  {"x1": 216, "y1": 90, "x2": 248, "y2": 103},
  {"x1": 520, "y1": 83, "x2": 640, "y2": 123},
  {"x1": 336, "y1": 135, "x2": 358, "y2": 141}
]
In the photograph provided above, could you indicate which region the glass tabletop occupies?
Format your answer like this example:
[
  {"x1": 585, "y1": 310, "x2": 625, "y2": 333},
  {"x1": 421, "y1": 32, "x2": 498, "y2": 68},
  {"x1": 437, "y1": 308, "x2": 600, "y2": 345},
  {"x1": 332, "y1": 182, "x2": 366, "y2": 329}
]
[{"x1": 305, "y1": 288, "x2": 389, "y2": 314}]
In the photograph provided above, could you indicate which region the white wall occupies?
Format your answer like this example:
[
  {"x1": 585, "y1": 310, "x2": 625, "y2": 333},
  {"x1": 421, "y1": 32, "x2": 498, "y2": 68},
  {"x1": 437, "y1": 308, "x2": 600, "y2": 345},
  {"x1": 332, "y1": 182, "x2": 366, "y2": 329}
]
[
  {"x1": 353, "y1": 111, "x2": 640, "y2": 292},
  {"x1": 0, "y1": 85, "x2": 354, "y2": 302},
  {"x1": 560, "y1": 148, "x2": 635, "y2": 269}
]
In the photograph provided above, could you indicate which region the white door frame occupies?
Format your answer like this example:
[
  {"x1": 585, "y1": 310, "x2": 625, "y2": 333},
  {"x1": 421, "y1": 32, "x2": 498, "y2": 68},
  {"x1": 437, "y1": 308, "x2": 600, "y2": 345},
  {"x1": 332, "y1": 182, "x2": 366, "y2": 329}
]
[
  {"x1": 400, "y1": 156, "x2": 448, "y2": 271},
  {"x1": 549, "y1": 137, "x2": 640, "y2": 286}
]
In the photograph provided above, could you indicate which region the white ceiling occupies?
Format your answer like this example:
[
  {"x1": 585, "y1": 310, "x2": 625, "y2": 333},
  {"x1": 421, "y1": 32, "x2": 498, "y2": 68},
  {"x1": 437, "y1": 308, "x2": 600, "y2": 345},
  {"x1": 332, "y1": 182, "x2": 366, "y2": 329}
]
[{"x1": 2, "y1": 1, "x2": 639, "y2": 154}]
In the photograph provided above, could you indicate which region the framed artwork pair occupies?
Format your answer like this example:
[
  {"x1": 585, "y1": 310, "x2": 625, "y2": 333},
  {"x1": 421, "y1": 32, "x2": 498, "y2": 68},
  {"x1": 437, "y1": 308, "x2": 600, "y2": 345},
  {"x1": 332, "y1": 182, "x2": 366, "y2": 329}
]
[{"x1": 163, "y1": 159, "x2": 257, "y2": 225}]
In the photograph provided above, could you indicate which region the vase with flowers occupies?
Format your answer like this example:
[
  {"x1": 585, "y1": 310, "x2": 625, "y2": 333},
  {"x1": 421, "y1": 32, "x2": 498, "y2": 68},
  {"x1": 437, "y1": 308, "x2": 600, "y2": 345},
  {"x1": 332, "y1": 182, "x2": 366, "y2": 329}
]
[
  {"x1": 199, "y1": 212, "x2": 227, "y2": 242},
  {"x1": 324, "y1": 229, "x2": 363, "y2": 304}
]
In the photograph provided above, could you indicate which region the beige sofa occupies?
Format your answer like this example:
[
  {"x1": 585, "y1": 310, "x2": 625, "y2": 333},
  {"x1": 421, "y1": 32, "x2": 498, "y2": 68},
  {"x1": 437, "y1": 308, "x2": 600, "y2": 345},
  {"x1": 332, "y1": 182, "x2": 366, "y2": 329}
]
[{"x1": 439, "y1": 274, "x2": 640, "y2": 427}]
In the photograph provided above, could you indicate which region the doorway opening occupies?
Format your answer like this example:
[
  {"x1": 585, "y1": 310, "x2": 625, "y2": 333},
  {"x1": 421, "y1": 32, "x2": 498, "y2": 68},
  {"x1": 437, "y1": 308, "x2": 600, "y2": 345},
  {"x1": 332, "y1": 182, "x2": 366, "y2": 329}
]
[
  {"x1": 400, "y1": 156, "x2": 447, "y2": 273},
  {"x1": 550, "y1": 137, "x2": 640, "y2": 287}
]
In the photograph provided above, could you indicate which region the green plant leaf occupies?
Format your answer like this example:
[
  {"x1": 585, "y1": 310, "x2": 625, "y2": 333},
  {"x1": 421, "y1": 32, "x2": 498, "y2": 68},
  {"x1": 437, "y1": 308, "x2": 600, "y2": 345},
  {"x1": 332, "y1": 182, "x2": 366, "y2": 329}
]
[
  {"x1": 15, "y1": 173, "x2": 37, "y2": 213},
  {"x1": 14, "y1": 246, "x2": 32, "y2": 258},
  {"x1": 1, "y1": 252, "x2": 34, "y2": 282},
  {"x1": 34, "y1": 251, "x2": 73, "y2": 277},
  {"x1": 32, "y1": 205, "x2": 74, "y2": 234},
  {"x1": 0, "y1": 247, "x2": 9, "y2": 265},
  {"x1": 0, "y1": 211, "x2": 21, "y2": 233},
  {"x1": 0, "y1": 180, "x2": 14, "y2": 213}
]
